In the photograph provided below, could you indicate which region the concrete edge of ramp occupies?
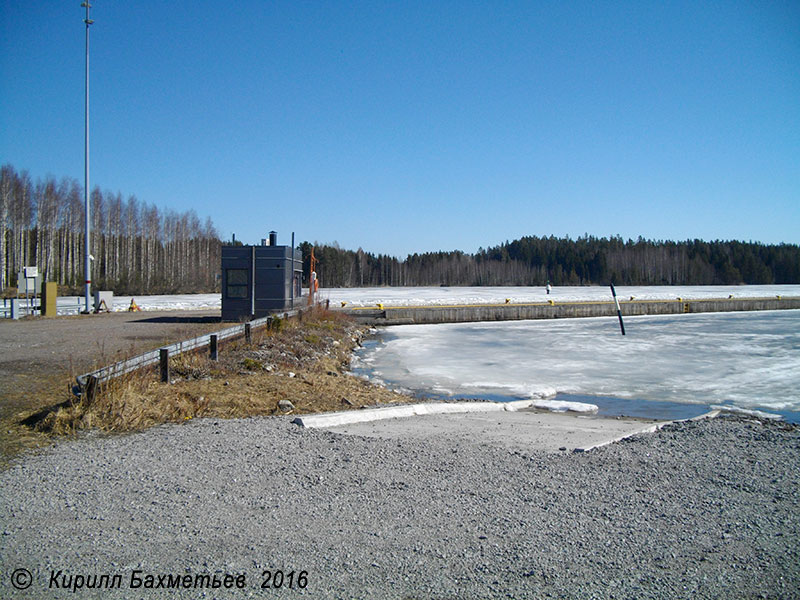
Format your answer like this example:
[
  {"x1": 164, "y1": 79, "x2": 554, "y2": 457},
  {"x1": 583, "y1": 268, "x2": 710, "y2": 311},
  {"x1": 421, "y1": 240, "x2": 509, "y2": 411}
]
[
  {"x1": 573, "y1": 409, "x2": 722, "y2": 452},
  {"x1": 292, "y1": 400, "x2": 536, "y2": 428}
]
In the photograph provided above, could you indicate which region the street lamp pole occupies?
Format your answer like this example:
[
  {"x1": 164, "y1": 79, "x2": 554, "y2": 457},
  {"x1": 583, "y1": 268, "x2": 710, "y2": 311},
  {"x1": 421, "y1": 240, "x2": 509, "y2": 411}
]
[{"x1": 82, "y1": 2, "x2": 93, "y2": 313}]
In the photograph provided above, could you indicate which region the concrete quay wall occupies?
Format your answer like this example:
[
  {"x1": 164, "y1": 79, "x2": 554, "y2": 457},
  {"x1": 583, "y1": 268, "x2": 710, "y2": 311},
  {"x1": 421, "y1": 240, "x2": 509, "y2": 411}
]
[{"x1": 342, "y1": 297, "x2": 800, "y2": 326}]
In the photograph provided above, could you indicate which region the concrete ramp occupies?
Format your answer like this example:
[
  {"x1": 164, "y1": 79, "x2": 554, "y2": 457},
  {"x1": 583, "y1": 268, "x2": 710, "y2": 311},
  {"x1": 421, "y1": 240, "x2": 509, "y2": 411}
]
[{"x1": 293, "y1": 402, "x2": 718, "y2": 453}]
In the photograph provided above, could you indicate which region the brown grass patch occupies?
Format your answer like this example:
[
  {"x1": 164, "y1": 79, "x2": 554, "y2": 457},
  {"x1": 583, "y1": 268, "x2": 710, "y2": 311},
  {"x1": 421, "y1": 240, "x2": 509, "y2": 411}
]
[{"x1": 22, "y1": 308, "x2": 405, "y2": 439}]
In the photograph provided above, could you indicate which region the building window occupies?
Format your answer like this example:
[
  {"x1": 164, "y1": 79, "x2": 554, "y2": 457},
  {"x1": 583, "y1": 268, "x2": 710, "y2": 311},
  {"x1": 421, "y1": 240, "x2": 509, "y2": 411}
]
[{"x1": 226, "y1": 269, "x2": 248, "y2": 298}]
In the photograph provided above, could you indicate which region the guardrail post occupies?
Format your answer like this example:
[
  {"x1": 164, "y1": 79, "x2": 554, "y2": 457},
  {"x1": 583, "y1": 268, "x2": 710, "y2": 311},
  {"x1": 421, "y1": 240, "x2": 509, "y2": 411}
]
[
  {"x1": 210, "y1": 334, "x2": 218, "y2": 361},
  {"x1": 85, "y1": 375, "x2": 99, "y2": 403},
  {"x1": 10, "y1": 298, "x2": 21, "y2": 320},
  {"x1": 160, "y1": 348, "x2": 170, "y2": 383},
  {"x1": 245, "y1": 323, "x2": 252, "y2": 345}
]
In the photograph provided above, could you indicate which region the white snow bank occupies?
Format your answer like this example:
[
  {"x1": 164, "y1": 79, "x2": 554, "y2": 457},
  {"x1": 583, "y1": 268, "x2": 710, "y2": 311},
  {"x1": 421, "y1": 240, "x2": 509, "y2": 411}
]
[{"x1": 529, "y1": 400, "x2": 599, "y2": 413}]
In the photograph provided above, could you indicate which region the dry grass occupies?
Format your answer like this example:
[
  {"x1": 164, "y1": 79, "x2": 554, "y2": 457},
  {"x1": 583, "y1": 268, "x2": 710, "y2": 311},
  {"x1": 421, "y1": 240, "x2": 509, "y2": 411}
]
[{"x1": 24, "y1": 308, "x2": 406, "y2": 437}]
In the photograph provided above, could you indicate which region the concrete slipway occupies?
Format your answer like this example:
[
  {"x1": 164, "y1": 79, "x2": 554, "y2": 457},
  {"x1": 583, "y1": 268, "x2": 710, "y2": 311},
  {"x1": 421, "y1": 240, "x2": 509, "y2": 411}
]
[{"x1": 294, "y1": 401, "x2": 721, "y2": 453}]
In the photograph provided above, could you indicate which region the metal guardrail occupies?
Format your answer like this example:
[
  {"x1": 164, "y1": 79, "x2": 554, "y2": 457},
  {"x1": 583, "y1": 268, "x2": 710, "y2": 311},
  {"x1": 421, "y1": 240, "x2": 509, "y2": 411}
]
[
  {"x1": 1, "y1": 297, "x2": 38, "y2": 318},
  {"x1": 2, "y1": 297, "x2": 86, "y2": 318},
  {"x1": 75, "y1": 309, "x2": 302, "y2": 394}
]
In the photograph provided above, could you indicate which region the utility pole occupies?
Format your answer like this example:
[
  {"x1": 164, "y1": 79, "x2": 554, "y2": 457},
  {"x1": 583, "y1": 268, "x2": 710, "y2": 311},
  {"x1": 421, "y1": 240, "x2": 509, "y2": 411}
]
[{"x1": 82, "y1": 2, "x2": 94, "y2": 313}]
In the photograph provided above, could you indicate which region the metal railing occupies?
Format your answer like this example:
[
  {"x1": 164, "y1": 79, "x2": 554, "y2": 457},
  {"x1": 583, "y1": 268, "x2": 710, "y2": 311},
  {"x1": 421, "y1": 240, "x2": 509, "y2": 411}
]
[
  {"x1": 1, "y1": 297, "x2": 86, "y2": 318},
  {"x1": 75, "y1": 308, "x2": 303, "y2": 396}
]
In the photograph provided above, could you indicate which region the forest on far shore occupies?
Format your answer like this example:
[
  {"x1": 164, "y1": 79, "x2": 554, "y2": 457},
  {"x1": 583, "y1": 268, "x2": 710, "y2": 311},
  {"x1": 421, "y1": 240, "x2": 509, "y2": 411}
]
[
  {"x1": 301, "y1": 236, "x2": 800, "y2": 289},
  {"x1": 3, "y1": 164, "x2": 799, "y2": 295}
]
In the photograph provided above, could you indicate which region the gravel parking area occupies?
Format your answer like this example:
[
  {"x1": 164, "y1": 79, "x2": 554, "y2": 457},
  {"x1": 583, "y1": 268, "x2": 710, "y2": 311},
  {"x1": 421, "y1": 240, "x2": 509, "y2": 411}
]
[
  {"x1": 1, "y1": 413, "x2": 798, "y2": 599},
  {"x1": 0, "y1": 312, "x2": 221, "y2": 413},
  {"x1": 0, "y1": 310, "x2": 223, "y2": 462}
]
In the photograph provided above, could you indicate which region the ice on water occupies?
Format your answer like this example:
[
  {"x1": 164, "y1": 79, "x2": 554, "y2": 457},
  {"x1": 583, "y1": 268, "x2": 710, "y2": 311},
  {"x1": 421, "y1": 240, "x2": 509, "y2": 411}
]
[
  {"x1": 323, "y1": 284, "x2": 800, "y2": 307},
  {"x1": 354, "y1": 310, "x2": 800, "y2": 415},
  {"x1": 57, "y1": 284, "x2": 799, "y2": 313}
]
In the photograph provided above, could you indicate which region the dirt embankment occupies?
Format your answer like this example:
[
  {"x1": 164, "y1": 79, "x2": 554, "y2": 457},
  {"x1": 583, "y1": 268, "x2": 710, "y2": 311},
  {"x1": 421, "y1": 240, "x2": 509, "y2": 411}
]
[{"x1": 0, "y1": 309, "x2": 404, "y2": 464}]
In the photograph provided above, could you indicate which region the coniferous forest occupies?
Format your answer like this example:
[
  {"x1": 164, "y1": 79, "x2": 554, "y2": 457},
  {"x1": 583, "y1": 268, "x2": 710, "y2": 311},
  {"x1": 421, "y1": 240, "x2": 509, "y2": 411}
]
[
  {"x1": 2, "y1": 165, "x2": 798, "y2": 295},
  {"x1": 301, "y1": 237, "x2": 799, "y2": 289}
]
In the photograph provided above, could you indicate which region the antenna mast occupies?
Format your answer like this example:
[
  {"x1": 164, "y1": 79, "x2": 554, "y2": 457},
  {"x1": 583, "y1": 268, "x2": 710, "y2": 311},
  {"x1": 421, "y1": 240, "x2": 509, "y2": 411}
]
[{"x1": 82, "y1": 2, "x2": 94, "y2": 313}]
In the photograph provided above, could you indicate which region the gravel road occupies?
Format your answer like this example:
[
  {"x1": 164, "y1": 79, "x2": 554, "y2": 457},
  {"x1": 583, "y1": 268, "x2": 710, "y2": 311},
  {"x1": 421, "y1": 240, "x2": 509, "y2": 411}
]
[
  {"x1": 1, "y1": 413, "x2": 798, "y2": 599},
  {"x1": 0, "y1": 311, "x2": 221, "y2": 419}
]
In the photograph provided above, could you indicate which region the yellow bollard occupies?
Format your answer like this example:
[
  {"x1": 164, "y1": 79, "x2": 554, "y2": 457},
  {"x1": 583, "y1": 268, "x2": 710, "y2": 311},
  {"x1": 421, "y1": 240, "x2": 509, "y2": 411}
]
[{"x1": 41, "y1": 281, "x2": 58, "y2": 317}]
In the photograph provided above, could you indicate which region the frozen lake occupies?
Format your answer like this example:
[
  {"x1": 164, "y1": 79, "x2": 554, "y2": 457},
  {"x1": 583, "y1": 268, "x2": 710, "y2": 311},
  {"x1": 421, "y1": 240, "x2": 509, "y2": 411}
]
[
  {"x1": 353, "y1": 310, "x2": 800, "y2": 422},
  {"x1": 321, "y1": 284, "x2": 800, "y2": 307},
  {"x1": 53, "y1": 284, "x2": 800, "y2": 314}
]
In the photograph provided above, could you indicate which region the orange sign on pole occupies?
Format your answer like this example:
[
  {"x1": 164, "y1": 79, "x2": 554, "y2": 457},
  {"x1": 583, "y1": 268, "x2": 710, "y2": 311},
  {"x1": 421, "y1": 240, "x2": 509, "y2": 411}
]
[{"x1": 308, "y1": 247, "x2": 319, "y2": 306}]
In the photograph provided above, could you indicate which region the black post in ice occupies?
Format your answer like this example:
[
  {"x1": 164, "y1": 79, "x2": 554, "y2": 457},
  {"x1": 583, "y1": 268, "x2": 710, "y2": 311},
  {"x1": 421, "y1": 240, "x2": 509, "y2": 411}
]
[{"x1": 610, "y1": 283, "x2": 626, "y2": 336}]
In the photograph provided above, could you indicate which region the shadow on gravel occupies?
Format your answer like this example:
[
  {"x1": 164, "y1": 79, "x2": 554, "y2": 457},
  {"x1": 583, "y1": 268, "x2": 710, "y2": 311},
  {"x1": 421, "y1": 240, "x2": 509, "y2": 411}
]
[{"x1": 135, "y1": 316, "x2": 221, "y2": 324}]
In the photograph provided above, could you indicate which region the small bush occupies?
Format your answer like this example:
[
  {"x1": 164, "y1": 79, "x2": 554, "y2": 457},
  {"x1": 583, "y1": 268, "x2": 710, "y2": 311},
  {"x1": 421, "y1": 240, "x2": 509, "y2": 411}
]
[
  {"x1": 242, "y1": 357, "x2": 263, "y2": 371},
  {"x1": 304, "y1": 334, "x2": 321, "y2": 345},
  {"x1": 269, "y1": 316, "x2": 284, "y2": 333}
]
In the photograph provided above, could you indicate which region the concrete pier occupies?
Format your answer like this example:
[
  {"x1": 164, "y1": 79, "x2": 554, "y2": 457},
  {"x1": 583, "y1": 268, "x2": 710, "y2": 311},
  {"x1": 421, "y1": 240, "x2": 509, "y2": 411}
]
[{"x1": 339, "y1": 296, "x2": 800, "y2": 325}]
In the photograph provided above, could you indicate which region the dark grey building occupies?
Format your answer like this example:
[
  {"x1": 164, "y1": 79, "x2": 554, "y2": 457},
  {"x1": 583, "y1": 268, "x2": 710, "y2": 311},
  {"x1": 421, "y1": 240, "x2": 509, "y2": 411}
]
[{"x1": 221, "y1": 232, "x2": 303, "y2": 321}]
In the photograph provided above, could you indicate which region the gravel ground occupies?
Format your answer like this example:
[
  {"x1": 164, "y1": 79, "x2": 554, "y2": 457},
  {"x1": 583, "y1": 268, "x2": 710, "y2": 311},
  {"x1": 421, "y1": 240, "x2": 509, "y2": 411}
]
[
  {"x1": 1, "y1": 414, "x2": 798, "y2": 599},
  {"x1": 0, "y1": 310, "x2": 221, "y2": 420}
]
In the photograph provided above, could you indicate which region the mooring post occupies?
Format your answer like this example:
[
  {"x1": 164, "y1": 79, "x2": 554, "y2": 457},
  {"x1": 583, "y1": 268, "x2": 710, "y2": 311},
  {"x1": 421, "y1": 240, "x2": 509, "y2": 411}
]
[
  {"x1": 210, "y1": 334, "x2": 218, "y2": 361},
  {"x1": 610, "y1": 283, "x2": 626, "y2": 336},
  {"x1": 245, "y1": 322, "x2": 252, "y2": 345},
  {"x1": 160, "y1": 348, "x2": 170, "y2": 383}
]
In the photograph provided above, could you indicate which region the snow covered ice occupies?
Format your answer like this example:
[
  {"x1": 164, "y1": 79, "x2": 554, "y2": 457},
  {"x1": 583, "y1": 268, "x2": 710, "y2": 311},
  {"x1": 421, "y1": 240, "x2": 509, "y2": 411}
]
[
  {"x1": 353, "y1": 310, "x2": 800, "y2": 420},
  {"x1": 321, "y1": 284, "x2": 800, "y2": 307},
  {"x1": 54, "y1": 284, "x2": 799, "y2": 314}
]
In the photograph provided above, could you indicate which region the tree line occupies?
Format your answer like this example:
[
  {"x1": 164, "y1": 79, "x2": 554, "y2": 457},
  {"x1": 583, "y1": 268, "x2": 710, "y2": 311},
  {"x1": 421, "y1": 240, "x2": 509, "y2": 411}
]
[
  {"x1": 301, "y1": 236, "x2": 800, "y2": 288},
  {"x1": 4, "y1": 164, "x2": 798, "y2": 296},
  {"x1": 1, "y1": 164, "x2": 220, "y2": 295}
]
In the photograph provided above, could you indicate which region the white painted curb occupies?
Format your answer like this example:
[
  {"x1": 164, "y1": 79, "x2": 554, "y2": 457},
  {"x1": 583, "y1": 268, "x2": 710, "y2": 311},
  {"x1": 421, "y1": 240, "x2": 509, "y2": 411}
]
[
  {"x1": 293, "y1": 401, "x2": 514, "y2": 429},
  {"x1": 293, "y1": 399, "x2": 599, "y2": 429}
]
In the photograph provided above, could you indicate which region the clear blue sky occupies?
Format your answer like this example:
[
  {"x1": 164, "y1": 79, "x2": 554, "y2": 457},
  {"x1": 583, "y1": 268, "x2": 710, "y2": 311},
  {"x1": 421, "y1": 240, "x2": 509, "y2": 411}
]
[{"x1": 2, "y1": 1, "x2": 798, "y2": 257}]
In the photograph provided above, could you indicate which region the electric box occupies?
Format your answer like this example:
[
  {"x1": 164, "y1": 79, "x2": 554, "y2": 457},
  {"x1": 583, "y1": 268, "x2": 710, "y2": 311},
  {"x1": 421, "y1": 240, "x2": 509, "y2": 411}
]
[{"x1": 221, "y1": 234, "x2": 303, "y2": 321}]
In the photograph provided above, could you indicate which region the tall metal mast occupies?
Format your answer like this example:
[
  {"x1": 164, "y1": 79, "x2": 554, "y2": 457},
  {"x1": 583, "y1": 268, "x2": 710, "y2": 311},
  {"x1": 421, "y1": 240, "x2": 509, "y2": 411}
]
[{"x1": 82, "y1": 2, "x2": 93, "y2": 313}]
